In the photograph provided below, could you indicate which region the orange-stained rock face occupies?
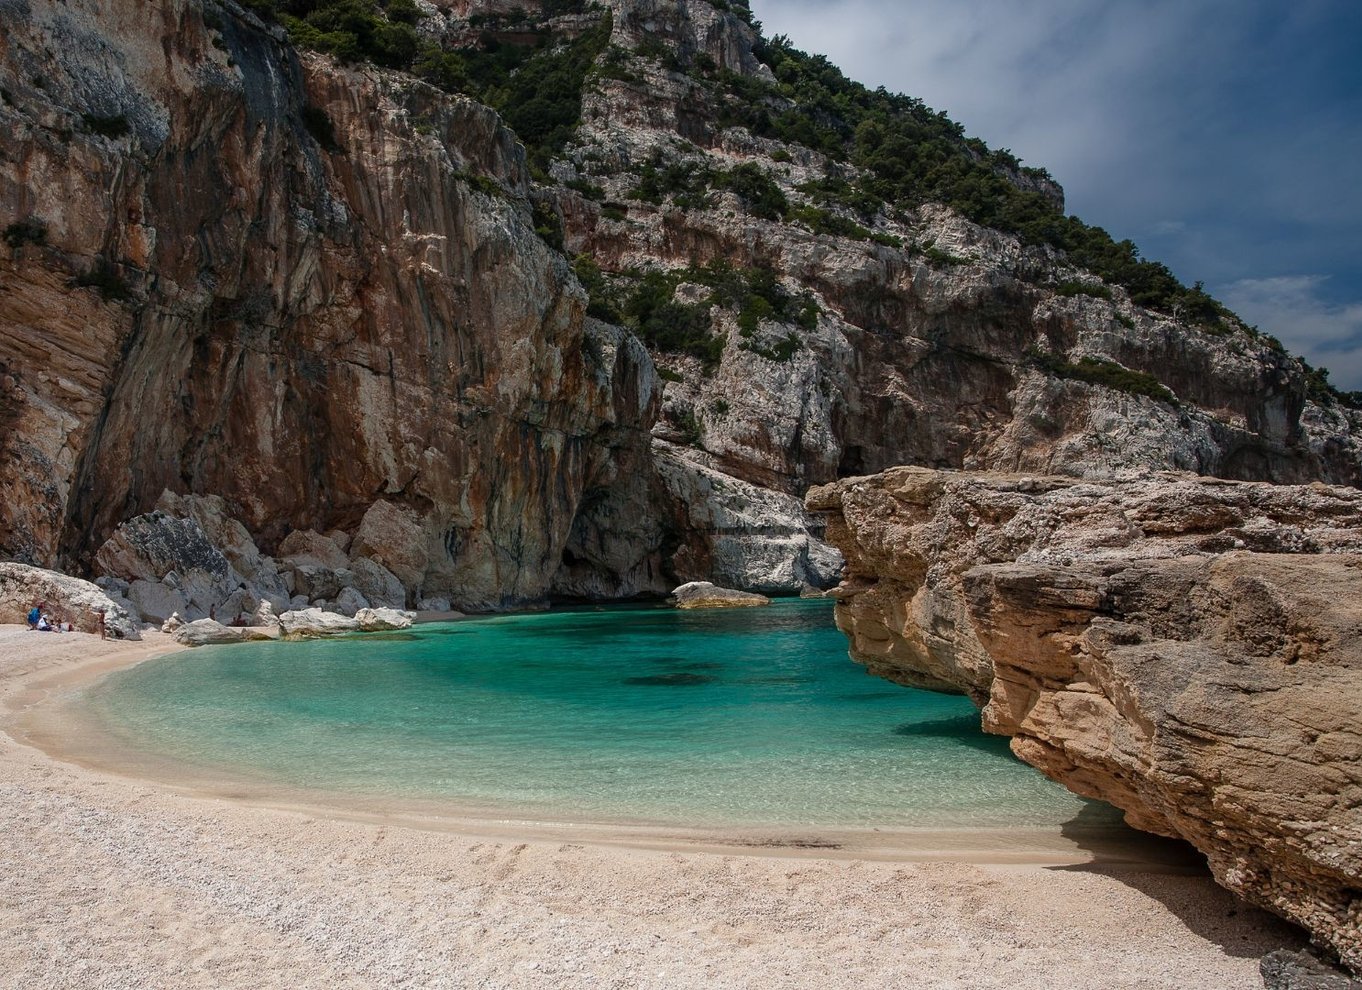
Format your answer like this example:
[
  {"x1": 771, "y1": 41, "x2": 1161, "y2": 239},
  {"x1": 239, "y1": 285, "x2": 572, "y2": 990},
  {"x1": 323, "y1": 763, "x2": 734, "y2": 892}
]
[{"x1": 0, "y1": 0, "x2": 658, "y2": 609}]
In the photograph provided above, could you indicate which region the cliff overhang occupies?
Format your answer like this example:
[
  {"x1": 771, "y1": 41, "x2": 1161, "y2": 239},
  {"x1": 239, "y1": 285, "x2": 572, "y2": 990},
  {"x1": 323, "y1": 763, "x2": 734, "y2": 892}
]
[{"x1": 809, "y1": 467, "x2": 1362, "y2": 973}]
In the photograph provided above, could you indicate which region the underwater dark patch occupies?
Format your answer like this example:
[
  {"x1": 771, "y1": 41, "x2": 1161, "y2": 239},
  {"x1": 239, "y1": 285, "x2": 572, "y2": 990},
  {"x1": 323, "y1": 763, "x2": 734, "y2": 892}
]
[{"x1": 623, "y1": 672, "x2": 717, "y2": 687}]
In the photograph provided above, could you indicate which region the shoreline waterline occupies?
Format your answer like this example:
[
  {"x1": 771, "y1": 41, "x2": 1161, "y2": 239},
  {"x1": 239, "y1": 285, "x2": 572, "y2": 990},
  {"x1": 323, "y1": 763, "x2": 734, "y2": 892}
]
[
  {"x1": 0, "y1": 623, "x2": 1304, "y2": 989},
  {"x1": 5, "y1": 618, "x2": 1184, "y2": 867}
]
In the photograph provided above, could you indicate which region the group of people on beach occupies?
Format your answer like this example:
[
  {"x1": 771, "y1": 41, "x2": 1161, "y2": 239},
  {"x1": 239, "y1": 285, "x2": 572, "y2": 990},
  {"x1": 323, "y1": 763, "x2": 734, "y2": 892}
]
[
  {"x1": 26, "y1": 602, "x2": 107, "y2": 638},
  {"x1": 26, "y1": 602, "x2": 69, "y2": 632}
]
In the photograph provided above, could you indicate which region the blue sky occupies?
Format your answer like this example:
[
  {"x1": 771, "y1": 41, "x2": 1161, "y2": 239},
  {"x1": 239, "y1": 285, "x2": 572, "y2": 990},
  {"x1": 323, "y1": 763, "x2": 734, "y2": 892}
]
[{"x1": 747, "y1": 0, "x2": 1362, "y2": 390}]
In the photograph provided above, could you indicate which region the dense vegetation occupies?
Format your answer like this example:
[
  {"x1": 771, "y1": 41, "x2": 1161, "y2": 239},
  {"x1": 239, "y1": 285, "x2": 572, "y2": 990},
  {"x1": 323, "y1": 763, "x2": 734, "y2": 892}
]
[
  {"x1": 573, "y1": 256, "x2": 816, "y2": 369},
  {"x1": 713, "y1": 37, "x2": 1237, "y2": 330},
  {"x1": 240, "y1": 0, "x2": 607, "y2": 170},
  {"x1": 233, "y1": 0, "x2": 1357, "y2": 406},
  {"x1": 1026, "y1": 348, "x2": 1176, "y2": 405}
]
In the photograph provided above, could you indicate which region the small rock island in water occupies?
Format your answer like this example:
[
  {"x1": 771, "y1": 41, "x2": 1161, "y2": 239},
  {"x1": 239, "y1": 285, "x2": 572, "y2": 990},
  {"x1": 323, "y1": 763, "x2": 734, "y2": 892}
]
[{"x1": 0, "y1": 0, "x2": 1359, "y2": 985}]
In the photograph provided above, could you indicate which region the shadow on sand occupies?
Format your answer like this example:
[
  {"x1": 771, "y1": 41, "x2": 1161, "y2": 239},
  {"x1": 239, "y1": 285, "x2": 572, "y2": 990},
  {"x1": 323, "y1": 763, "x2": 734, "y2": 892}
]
[{"x1": 1053, "y1": 801, "x2": 1307, "y2": 963}]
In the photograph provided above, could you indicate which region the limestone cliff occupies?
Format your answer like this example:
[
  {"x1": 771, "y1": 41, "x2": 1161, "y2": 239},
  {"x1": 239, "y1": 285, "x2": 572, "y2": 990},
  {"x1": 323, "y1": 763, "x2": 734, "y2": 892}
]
[
  {"x1": 809, "y1": 467, "x2": 1362, "y2": 972},
  {"x1": 2, "y1": 0, "x2": 1361, "y2": 609},
  {"x1": 0, "y1": 0, "x2": 657, "y2": 609}
]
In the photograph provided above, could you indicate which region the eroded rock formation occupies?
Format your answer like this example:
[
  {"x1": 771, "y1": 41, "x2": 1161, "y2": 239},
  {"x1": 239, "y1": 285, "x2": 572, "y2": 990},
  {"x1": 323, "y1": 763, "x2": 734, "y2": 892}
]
[
  {"x1": 669, "y1": 580, "x2": 769, "y2": 609},
  {"x1": 0, "y1": 562, "x2": 139, "y2": 639},
  {"x1": 809, "y1": 467, "x2": 1362, "y2": 972},
  {"x1": 4, "y1": 0, "x2": 1361, "y2": 611}
]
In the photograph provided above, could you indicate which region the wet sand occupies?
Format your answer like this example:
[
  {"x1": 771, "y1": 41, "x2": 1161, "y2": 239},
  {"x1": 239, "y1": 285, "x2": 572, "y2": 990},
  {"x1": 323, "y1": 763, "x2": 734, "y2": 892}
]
[{"x1": 0, "y1": 624, "x2": 1301, "y2": 988}]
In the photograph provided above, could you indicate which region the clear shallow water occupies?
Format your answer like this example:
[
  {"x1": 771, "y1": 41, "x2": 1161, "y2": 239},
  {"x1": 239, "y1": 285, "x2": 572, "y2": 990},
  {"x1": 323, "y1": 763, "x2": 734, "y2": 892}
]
[{"x1": 85, "y1": 600, "x2": 1109, "y2": 829}]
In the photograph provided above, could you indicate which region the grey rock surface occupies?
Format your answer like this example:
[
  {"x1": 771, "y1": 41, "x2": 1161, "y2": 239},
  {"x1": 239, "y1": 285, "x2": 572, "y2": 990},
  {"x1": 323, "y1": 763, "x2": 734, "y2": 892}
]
[
  {"x1": 0, "y1": 562, "x2": 139, "y2": 639},
  {"x1": 173, "y1": 620, "x2": 280, "y2": 647},
  {"x1": 1262, "y1": 950, "x2": 1362, "y2": 990},
  {"x1": 669, "y1": 581, "x2": 771, "y2": 609}
]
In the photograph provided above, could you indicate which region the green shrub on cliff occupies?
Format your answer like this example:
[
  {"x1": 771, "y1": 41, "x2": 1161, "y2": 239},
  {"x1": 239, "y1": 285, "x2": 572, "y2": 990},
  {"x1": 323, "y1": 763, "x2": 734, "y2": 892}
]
[
  {"x1": 1026, "y1": 347, "x2": 1176, "y2": 404},
  {"x1": 3, "y1": 217, "x2": 47, "y2": 248},
  {"x1": 713, "y1": 163, "x2": 787, "y2": 220},
  {"x1": 253, "y1": 0, "x2": 610, "y2": 171},
  {"x1": 621, "y1": 271, "x2": 723, "y2": 367},
  {"x1": 626, "y1": 158, "x2": 788, "y2": 220}
]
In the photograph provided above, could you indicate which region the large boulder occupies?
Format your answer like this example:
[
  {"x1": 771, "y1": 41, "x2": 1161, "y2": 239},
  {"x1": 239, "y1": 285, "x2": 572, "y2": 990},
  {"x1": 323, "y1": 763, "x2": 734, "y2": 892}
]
[
  {"x1": 277, "y1": 530, "x2": 351, "y2": 571},
  {"x1": 350, "y1": 500, "x2": 428, "y2": 593},
  {"x1": 173, "y1": 619, "x2": 280, "y2": 647},
  {"x1": 126, "y1": 579, "x2": 187, "y2": 625},
  {"x1": 288, "y1": 564, "x2": 345, "y2": 603},
  {"x1": 334, "y1": 586, "x2": 370, "y2": 617},
  {"x1": 669, "y1": 581, "x2": 771, "y2": 609},
  {"x1": 277, "y1": 606, "x2": 415, "y2": 637},
  {"x1": 809, "y1": 467, "x2": 1362, "y2": 972},
  {"x1": 155, "y1": 492, "x2": 269, "y2": 584},
  {"x1": 93, "y1": 511, "x2": 269, "y2": 621},
  {"x1": 355, "y1": 607, "x2": 415, "y2": 632},
  {"x1": 95, "y1": 512, "x2": 234, "y2": 587},
  {"x1": 0, "y1": 562, "x2": 139, "y2": 639},
  {"x1": 277, "y1": 607, "x2": 360, "y2": 638},
  {"x1": 347, "y1": 556, "x2": 406, "y2": 609}
]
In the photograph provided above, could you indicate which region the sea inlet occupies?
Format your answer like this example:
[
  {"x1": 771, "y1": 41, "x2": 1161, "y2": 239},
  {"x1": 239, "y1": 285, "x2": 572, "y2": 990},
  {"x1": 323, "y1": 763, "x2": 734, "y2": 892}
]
[{"x1": 78, "y1": 599, "x2": 1117, "y2": 834}]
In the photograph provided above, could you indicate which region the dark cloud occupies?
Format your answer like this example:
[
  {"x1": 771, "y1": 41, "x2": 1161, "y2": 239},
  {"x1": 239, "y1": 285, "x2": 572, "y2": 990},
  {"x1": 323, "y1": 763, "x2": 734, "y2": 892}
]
[{"x1": 749, "y1": 0, "x2": 1362, "y2": 388}]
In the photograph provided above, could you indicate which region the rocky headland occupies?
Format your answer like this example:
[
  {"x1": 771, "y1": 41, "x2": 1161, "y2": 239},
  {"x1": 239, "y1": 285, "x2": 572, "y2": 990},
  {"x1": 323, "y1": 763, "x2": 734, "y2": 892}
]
[{"x1": 809, "y1": 467, "x2": 1362, "y2": 972}]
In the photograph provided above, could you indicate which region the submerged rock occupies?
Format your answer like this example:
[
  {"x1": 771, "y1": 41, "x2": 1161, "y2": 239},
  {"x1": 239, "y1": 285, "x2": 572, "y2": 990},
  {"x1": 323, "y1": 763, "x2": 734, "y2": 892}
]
[
  {"x1": 669, "y1": 581, "x2": 771, "y2": 609},
  {"x1": 809, "y1": 467, "x2": 1362, "y2": 973}
]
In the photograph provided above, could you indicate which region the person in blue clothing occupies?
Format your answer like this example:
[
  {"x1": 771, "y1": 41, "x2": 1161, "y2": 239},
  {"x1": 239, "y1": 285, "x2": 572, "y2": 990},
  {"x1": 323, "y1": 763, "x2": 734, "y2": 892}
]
[{"x1": 27, "y1": 602, "x2": 42, "y2": 630}]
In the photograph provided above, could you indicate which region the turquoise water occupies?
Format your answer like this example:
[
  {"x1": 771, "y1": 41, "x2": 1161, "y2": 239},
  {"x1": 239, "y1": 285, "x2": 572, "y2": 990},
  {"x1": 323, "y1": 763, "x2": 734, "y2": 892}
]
[{"x1": 84, "y1": 599, "x2": 1105, "y2": 829}]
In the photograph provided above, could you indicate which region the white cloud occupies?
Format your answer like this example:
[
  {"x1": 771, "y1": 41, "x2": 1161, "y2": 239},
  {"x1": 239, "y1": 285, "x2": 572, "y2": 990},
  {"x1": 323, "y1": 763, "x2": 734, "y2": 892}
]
[{"x1": 1220, "y1": 276, "x2": 1362, "y2": 391}]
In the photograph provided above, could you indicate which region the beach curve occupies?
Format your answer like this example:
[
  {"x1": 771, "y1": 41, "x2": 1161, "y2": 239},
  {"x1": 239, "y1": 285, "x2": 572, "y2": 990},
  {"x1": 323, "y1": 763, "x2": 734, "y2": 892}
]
[{"x1": 0, "y1": 624, "x2": 1303, "y2": 988}]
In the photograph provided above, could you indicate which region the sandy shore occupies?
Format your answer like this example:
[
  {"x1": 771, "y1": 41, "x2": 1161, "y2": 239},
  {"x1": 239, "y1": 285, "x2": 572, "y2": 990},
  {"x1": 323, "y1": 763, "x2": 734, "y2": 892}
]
[{"x1": 0, "y1": 624, "x2": 1301, "y2": 988}]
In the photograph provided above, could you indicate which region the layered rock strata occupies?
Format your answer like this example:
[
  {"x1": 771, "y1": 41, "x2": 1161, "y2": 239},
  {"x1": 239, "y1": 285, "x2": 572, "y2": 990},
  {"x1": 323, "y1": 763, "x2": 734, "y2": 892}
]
[{"x1": 808, "y1": 467, "x2": 1362, "y2": 972}]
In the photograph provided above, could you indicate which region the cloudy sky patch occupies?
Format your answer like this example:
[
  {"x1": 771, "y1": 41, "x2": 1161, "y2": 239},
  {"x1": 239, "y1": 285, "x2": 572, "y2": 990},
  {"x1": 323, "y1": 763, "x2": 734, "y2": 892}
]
[{"x1": 748, "y1": 0, "x2": 1362, "y2": 388}]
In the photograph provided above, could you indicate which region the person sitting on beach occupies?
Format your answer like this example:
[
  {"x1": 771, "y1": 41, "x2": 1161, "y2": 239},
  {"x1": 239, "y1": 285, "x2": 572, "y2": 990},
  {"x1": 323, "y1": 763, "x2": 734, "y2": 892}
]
[
  {"x1": 36, "y1": 614, "x2": 53, "y2": 632},
  {"x1": 27, "y1": 603, "x2": 41, "y2": 629}
]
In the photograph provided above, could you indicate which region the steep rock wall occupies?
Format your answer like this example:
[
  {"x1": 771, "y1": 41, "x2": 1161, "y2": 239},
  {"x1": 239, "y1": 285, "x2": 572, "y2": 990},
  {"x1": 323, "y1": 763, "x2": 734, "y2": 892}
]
[
  {"x1": 0, "y1": 0, "x2": 658, "y2": 608},
  {"x1": 809, "y1": 467, "x2": 1362, "y2": 972}
]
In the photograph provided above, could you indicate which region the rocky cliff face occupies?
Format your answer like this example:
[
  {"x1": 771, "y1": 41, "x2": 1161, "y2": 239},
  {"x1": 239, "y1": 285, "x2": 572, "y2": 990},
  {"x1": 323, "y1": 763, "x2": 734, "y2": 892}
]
[
  {"x1": 550, "y1": 0, "x2": 1362, "y2": 495},
  {"x1": 0, "y1": 0, "x2": 658, "y2": 609},
  {"x1": 809, "y1": 467, "x2": 1362, "y2": 972},
  {"x1": 2, "y1": 0, "x2": 1360, "y2": 609}
]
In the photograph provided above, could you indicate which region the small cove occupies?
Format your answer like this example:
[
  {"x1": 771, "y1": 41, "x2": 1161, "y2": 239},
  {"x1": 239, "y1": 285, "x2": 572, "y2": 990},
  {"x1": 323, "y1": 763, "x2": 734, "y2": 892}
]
[{"x1": 75, "y1": 599, "x2": 1121, "y2": 832}]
